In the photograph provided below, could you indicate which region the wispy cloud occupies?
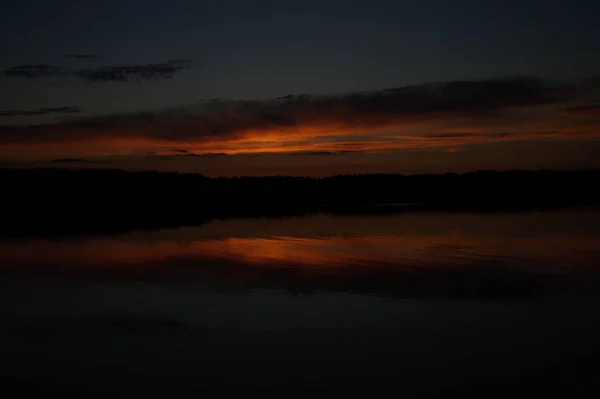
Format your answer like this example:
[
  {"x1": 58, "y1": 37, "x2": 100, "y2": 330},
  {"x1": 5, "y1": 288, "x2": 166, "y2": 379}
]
[
  {"x1": 290, "y1": 151, "x2": 337, "y2": 156},
  {"x1": 3, "y1": 59, "x2": 195, "y2": 82},
  {"x1": 0, "y1": 106, "x2": 82, "y2": 117},
  {"x1": 75, "y1": 59, "x2": 194, "y2": 82},
  {"x1": 183, "y1": 152, "x2": 228, "y2": 158},
  {"x1": 4, "y1": 65, "x2": 67, "y2": 79},
  {"x1": 289, "y1": 150, "x2": 362, "y2": 156},
  {"x1": 147, "y1": 151, "x2": 229, "y2": 158},
  {"x1": 63, "y1": 54, "x2": 101, "y2": 60},
  {"x1": 50, "y1": 158, "x2": 93, "y2": 163},
  {"x1": 560, "y1": 103, "x2": 600, "y2": 116}
]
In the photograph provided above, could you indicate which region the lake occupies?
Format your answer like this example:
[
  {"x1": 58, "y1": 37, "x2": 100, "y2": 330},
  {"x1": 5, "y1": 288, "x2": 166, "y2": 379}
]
[{"x1": 1, "y1": 210, "x2": 600, "y2": 397}]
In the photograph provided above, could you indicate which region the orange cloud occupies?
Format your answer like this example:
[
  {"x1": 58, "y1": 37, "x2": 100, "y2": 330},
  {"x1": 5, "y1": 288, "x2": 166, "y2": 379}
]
[{"x1": 2, "y1": 76, "x2": 600, "y2": 163}]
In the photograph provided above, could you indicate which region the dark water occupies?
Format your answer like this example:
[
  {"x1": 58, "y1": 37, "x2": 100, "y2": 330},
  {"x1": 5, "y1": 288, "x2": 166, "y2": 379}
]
[{"x1": 1, "y1": 210, "x2": 600, "y2": 397}]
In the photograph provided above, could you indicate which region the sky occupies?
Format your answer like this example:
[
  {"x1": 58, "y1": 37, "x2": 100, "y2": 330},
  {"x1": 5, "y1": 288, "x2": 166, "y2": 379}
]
[{"x1": 2, "y1": 0, "x2": 600, "y2": 176}]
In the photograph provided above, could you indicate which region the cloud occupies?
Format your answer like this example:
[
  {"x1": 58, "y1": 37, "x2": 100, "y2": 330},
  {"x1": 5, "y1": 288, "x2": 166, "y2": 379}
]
[
  {"x1": 144, "y1": 151, "x2": 229, "y2": 160},
  {"x1": 422, "y1": 132, "x2": 515, "y2": 139},
  {"x1": 63, "y1": 54, "x2": 100, "y2": 60},
  {"x1": 75, "y1": 59, "x2": 194, "y2": 82},
  {"x1": 560, "y1": 104, "x2": 600, "y2": 116},
  {"x1": 0, "y1": 106, "x2": 82, "y2": 117},
  {"x1": 163, "y1": 152, "x2": 229, "y2": 158},
  {"x1": 50, "y1": 158, "x2": 92, "y2": 163},
  {"x1": 1, "y1": 76, "x2": 599, "y2": 159},
  {"x1": 3, "y1": 64, "x2": 68, "y2": 79},
  {"x1": 47, "y1": 158, "x2": 110, "y2": 164},
  {"x1": 423, "y1": 133, "x2": 476, "y2": 139},
  {"x1": 3, "y1": 59, "x2": 195, "y2": 82},
  {"x1": 183, "y1": 152, "x2": 228, "y2": 158},
  {"x1": 291, "y1": 151, "x2": 336, "y2": 156},
  {"x1": 289, "y1": 150, "x2": 359, "y2": 156}
]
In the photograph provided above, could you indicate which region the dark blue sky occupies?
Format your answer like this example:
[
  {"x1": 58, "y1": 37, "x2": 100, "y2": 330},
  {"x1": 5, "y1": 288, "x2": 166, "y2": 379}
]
[{"x1": 2, "y1": 0, "x2": 600, "y2": 111}]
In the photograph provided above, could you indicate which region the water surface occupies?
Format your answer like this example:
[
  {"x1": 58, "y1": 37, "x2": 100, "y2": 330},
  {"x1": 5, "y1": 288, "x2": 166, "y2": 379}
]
[{"x1": 1, "y1": 210, "x2": 600, "y2": 397}]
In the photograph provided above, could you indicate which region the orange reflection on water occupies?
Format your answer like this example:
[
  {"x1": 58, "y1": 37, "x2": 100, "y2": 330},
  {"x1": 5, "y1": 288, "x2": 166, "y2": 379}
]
[{"x1": 1, "y1": 231, "x2": 600, "y2": 274}]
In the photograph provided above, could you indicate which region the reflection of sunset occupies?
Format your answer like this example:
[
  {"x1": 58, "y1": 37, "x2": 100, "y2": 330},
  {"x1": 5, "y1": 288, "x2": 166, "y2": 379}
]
[{"x1": 2, "y1": 233, "x2": 599, "y2": 273}]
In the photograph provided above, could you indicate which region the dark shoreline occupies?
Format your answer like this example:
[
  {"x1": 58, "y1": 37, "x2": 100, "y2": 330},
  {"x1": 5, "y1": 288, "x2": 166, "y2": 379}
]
[{"x1": 2, "y1": 168, "x2": 599, "y2": 239}]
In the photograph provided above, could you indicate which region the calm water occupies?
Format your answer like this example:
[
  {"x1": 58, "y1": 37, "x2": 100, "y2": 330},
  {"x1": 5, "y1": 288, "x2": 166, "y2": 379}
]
[{"x1": 1, "y1": 210, "x2": 600, "y2": 397}]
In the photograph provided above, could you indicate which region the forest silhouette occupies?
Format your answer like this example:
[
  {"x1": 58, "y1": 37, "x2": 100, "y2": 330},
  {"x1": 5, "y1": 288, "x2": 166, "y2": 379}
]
[{"x1": 2, "y1": 168, "x2": 599, "y2": 238}]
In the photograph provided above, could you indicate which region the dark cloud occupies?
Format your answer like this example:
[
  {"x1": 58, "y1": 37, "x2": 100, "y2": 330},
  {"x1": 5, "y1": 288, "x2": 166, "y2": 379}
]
[
  {"x1": 176, "y1": 152, "x2": 229, "y2": 158},
  {"x1": 145, "y1": 152, "x2": 229, "y2": 159},
  {"x1": 3, "y1": 64, "x2": 68, "y2": 79},
  {"x1": 0, "y1": 106, "x2": 82, "y2": 117},
  {"x1": 3, "y1": 59, "x2": 195, "y2": 82},
  {"x1": 187, "y1": 152, "x2": 228, "y2": 158},
  {"x1": 423, "y1": 132, "x2": 516, "y2": 139},
  {"x1": 424, "y1": 133, "x2": 476, "y2": 139},
  {"x1": 146, "y1": 154, "x2": 178, "y2": 161},
  {"x1": 289, "y1": 151, "x2": 359, "y2": 156},
  {"x1": 75, "y1": 59, "x2": 194, "y2": 82},
  {"x1": 0, "y1": 76, "x2": 585, "y2": 146},
  {"x1": 561, "y1": 104, "x2": 600, "y2": 116},
  {"x1": 63, "y1": 54, "x2": 100, "y2": 60},
  {"x1": 422, "y1": 132, "x2": 517, "y2": 139},
  {"x1": 48, "y1": 158, "x2": 109, "y2": 164},
  {"x1": 50, "y1": 158, "x2": 91, "y2": 163},
  {"x1": 291, "y1": 151, "x2": 335, "y2": 156},
  {"x1": 172, "y1": 149, "x2": 190, "y2": 154}
]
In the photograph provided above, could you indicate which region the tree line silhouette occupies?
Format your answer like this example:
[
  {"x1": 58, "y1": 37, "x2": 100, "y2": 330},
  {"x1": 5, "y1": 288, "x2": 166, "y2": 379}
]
[{"x1": 2, "y1": 168, "x2": 599, "y2": 238}]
